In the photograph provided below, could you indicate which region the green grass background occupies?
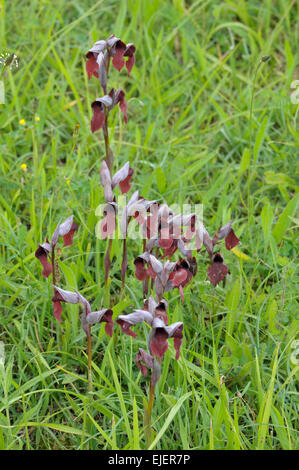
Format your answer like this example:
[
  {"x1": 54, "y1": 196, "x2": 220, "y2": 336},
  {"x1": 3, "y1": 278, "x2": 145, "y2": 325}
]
[{"x1": 0, "y1": 0, "x2": 298, "y2": 450}]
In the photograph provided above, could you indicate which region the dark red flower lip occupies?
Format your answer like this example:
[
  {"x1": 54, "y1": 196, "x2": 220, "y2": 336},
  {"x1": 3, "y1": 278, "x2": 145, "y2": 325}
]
[
  {"x1": 148, "y1": 319, "x2": 184, "y2": 360},
  {"x1": 86, "y1": 56, "x2": 99, "y2": 80},
  {"x1": 91, "y1": 101, "x2": 105, "y2": 133},
  {"x1": 225, "y1": 229, "x2": 240, "y2": 250},
  {"x1": 150, "y1": 328, "x2": 169, "y2": 359},
  {"x1": 62, "y1": 221, "x2": 78, "y2": 247},
  {"x1": 35, "y1": 243, "x2": 52, "y2": 278},
  {"x1": 207, "y1": 252, "x2": 229, "y2": 287},
  {"x1": 86, "y1": 309, "x2": 114, "y2": 337},
  {"x1": 119, "y1": 168, "x2": 133, "y2": 194},
  {"x1": 111, "y1": 40, "x2": 126, "y2": 72},
  {"x1": 53, "y1": 300, "x2": 62, "y2": 322},
  {"x1": 116, "y1": 318, "x2": 137, "y2": 338},
  {"x1": 134, "y1": 257, "x2": 148, "y2": 281}
]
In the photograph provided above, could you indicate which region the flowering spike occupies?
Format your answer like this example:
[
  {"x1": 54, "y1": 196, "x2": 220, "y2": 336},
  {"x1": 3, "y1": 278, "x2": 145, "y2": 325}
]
[{"x1": 86, "y1": 309, "x2": 114, "y2": 337}]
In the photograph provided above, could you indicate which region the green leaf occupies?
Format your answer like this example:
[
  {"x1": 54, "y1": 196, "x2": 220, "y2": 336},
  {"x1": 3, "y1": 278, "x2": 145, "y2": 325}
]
[
  {"x1": 267, "y1": 298, "x2": 279, "y2": 334},
  {"x1": 257, "y1": 346, "x2": 279, "y2": 449},
  {"x1": 148, "y1": 392, "x2": 191, "y2": 450},
  {"x1": 108, "y1": 352, "x2": 132, "y2": 445},
  {"x1": 261, "y1": 200, "x2": 274, "y2": 248},
  {"x1": 253, "y1": 116, "x2": 268, "y2": 166},
  {"x1": 225, "y1": 280, "x2": 240, "y2": 338},
  {"x1": 132, "y1": 396, "x2": 140, "y2": 450},
  {"x1": 156, "y1": 166, "x2": 166, "y2": 192},
  {"x1": 26, "y1": 422, "x2": 90, "y2": 437},
  {"x1": 272, "y1": 193, "x2": 299, "y2": 243},
  {"x1": 239, "y1": 148, "x2": 250, "y2": 175},
  {"x1": 264, "y1": 171, "x2": 296, "y2": 188}
]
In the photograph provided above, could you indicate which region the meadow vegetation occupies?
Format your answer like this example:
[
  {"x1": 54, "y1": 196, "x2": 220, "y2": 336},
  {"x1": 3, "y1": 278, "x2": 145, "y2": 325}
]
[{"x1": 0, "y1": 0, "x2": 298, "y2": 450}]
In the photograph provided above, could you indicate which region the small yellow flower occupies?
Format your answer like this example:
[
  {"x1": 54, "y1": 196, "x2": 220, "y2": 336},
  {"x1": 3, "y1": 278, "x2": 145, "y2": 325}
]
[
  {"x1": 20, "y1": 163, "x2": 27, "y2": 172},
  {"x1": 35, "y1": 116, "x2": 40, "y2": 122},
  {"x1": 19, "y1": 119, "x2": 26, "y2": 126},
  {"x1": 65, "y1": 177, "x2": 71, "y2": 186}
]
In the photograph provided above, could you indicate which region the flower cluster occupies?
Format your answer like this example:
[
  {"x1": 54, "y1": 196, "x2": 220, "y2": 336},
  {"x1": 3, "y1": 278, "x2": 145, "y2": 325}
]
[
  {"x1": 117, "y1": 296, "x2": 183, "y2": 385},
  {"x1": 52, "y1": 286, "x2": 113, "y2": 337},
  {"x1": 86, "y1": 35, "x2": 136, "y2": 82},
  {"x1": 134, "y1": 253, "x2": 197, "y2": 302},
  {"x1": 33, "y1": 33, "x2": 242, "y2": 431},
  {"x1": 99, "y1": 160, "x2": 134, "y2": 240},
  {"x1": 35, "y1": 216, "x2": 79, "y2": 322},
  {"x1": 131, "y1": 202, "x2": 197, "y2": 301},
  {"x1": 86, "y1": 35, "x2": 136, "y2": 135}
]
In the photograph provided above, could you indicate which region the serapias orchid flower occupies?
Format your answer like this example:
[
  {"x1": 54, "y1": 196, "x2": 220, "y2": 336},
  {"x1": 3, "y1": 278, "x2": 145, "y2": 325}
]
[
  {"x1": 101, "y1": 160, "x2": 133, "y2": 199},
  {"x1": 91, "y1": 88, "x2": 128, "y2": 133},
  {"x1": 86, "y1": 40, "x2": 107, "y2": 81},
  {"x1": 203, "y1": 221, "x2": 240, "y2": 287},
  {"x1": 117, "y1": 296, "x2": 183, "y2": 361},
  {"x1": 147, "y1": 255, "x2": 176, "y2": 301},
  {"x1": 168, "y1": 257, "x2": 197, "y2": 302},
  {"x1": 52, "y1": 286, "x2": 113, "y2": 333},
  {"x1": 144, "y1": 206, "x2": 201, "y2": 258},
  {"x1": 149, "y1": 318, "x2": 183, "y2": 361},
  {"x1": 35, "y1": 216, "x2": 78, "y2": 278},
  {"x1": 212, "y1": 221, "x2": 240, "y2": 251},
  {"x1": 86, "y1": 35, "x2": 136, "y2": 82},
  {"x1": 120, "y1": 191, "x2": 156, "y2": 239},
  {"x1": 133, "y1": 252, "x2": 196, "y2": 302},
  {"x1": 99, "y1": 160, "x2": 134, "y2": 240},
  {"x1": 207, "y1": 252, "x2": 229, "y2": 287},
  {"x1": 110, "y1": 39, "x2": 136, "y2": 76},
  {"x1": 202, "y1": 220, "x2": 240, "y2": 257},
  {"x1": 136, "y1": 348, "x2": 161, "y2": 385}
]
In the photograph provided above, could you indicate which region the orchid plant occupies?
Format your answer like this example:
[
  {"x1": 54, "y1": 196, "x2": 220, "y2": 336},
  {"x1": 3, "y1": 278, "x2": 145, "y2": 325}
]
[
  {"x1": 86, "y1": 34, "x2": 135, "y2": 171},
  {"x1": 33, "y1": 31, "x2": 242, "y2": 447},
  {"x1": 116, "y1": 295, "x2": 183, "y2": 447},
  {"x1": 35, "y1": 216, "x2": 78, "y2": 321},
  {"x1": 52, "y1": 286, "x2": 113, "y2": 392},
  {"x1": 86, "y1": 34, "x2": 140, "y2": 290}
]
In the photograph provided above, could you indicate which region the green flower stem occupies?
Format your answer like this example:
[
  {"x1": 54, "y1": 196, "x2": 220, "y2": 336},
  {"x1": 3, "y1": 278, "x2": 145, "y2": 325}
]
[
  {"x1": 145, "y1": 382, "x2": 156, "y2": 449},
  {"x1": 87, "y1": 324, "x2": 92, "y2": 394}
]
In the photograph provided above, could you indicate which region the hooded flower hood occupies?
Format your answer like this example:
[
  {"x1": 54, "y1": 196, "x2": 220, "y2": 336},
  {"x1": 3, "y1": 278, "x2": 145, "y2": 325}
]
[
  {"x1": 116, "y1": 296, "x2": 183, "y2": 361},
  {"x1": 35, "y1": 216, "x2": 78, "y2": 278},
  {"x1": 86, "y1": 35, "x2": 136, "y2": 82},
  {"x1": 52, "y1": 286, "x2": 113, "y2": 333},
  {"x1": 91, "y1": 88, "x2": 128, "y2": 133}
]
